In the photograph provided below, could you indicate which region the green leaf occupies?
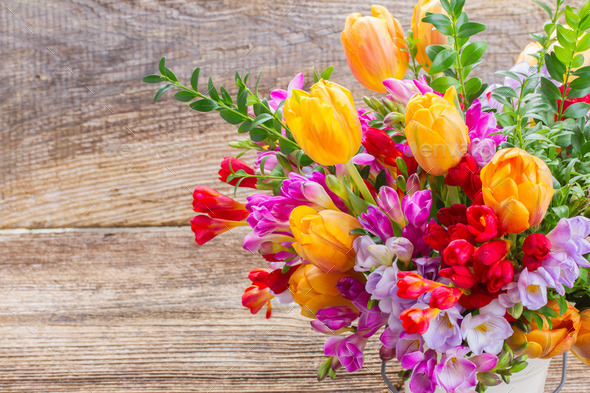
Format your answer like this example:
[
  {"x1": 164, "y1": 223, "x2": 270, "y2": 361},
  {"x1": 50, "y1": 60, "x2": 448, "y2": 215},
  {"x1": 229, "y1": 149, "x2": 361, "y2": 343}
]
[
  {"x1": 538, "y1": 305, "x2": 557, "y2": 318},
  {"x1": 320, "y1": 66, "x2": 335, "y2": 80},
  {"x1": 428, "y1": 49, "x2": 457, "y2": 75},
  {"x1": 250, "y1": 113, "x2": 273, "y2": 129},
  {"x1": 174, "y1": 90, "x2": 197, "y2": 102},
  {"x1": 453, "y1": 0, "x2": 466, "y2": 15},
  {"x1": 556, "y1": 25, "x2": 576, "y2": 49},
  {"x1": 426, "y1": 45, "x2": 447, "y2": 62},
  {"x1": 532, "y1": 313, "x2": 544, "y2": 329},
  {"x1": 430, "y1": 76, "x2": 460, "y2": 93},
  {"x1": 554, "y1": 46, "x2": 574, "y2": 65},
  {"x1": 143, "y1": 75, "x2": 164, "y2": 83},
  {"x1": 532, "y1": 0, "x2": 553, "y2": 18},
  {"x1": 464, "y1": 77, "x2": 482, "y2": 95},
  {"x1": 461, "y1": 41, "x2": 487, "y2": 67},
  {"x1": 457, "y1": 22, "x2": 486, "y2": 38},
  {"x1": 237, "y1": 90, "x2": 249, "y2": 114},
  {"x1": 565, "y1": 7, "x2": 580, "y2": 27},
  {"x1": 219, "y1": 86, "x2": 233, "y2": 105},
  {"x1": 422, "y1": 13, "x2": 454, "y2": 36},
  {"x1": 250, "y1": 127, "x2": 269, "y2": 142},
  {"x1": 154, "y1": 84, "x2": 174, "y2": 103},
  {"x1": 158, "y1": 57, "x2": 177, "y2": 83},
  {"x1": 545, "y1": 52, "x2": 565, "y2": 81},
  {"x1": 158, "y1": 57, "x2": 167, "y2": 75},
  {"x1": 553, "y1": 205, "x2": 570, "y2": 219},
  {"x1": 563, "y1": 102, "x2": 590, "y2": 118},
  {"x1": 190, "y1": 99, "x2": 218, "y2": 112},
  {"x1": 191, "y1": 68, "x2": 201, "y2": 92},
  {"x1": 578, "y1": 33, "x2": 590, "y2": 53},
  {"x1": 219, "y1": 109, "x2": 244, "y2": 125},
  {"x1": 208, "y1": 77, "x2": 220, "y2": 101},
  {"x1": 493, "y1": 86, "x2": 518, "y2": 98}
]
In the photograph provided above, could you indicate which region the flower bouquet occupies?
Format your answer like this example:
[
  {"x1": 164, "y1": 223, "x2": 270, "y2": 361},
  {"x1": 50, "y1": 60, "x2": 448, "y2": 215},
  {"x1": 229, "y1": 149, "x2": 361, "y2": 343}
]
[{"x1": 144, "y1": 0, "x2": 590, "y2": 391}]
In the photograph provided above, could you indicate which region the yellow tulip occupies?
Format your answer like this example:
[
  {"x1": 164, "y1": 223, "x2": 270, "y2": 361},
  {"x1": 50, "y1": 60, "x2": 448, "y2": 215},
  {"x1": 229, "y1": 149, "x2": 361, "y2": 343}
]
[
  {"x1": 289, "y1": 264, "x2": 362, "y2": 318},
  {"x1": 516, "y1": 41, "x2": 543, "y2": 66},
  {"x1": 284, "y1": 79, "x2": 362, "y2": 166},
  {"x1": 341, "y1": 5, "x2": 408, "y2": 92},
  {"x1": 507, "y1": 300, "x2": 581, "y2": 359},
  {"x1": 289, "y1": 205, "x2": 362, "y2": 273},
  {"x1": 481, "y1": 147, "x2": 554, "y2": 234},
  {"x1": 403, "y1": 87, "x2": 469, "y2": 176},
  {"x1": 412, "y1": 0, "x2": 449, "y2": 71},
  {"x1": 572, "y1": 309, "x2": 590, "y2": 365}
]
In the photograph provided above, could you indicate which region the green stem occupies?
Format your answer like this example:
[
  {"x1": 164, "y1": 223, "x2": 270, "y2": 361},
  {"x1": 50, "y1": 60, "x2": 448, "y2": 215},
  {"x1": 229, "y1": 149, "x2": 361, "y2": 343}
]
[
  {"x1": 450, "y1": 14, "x2": 467, "y2": 107},
  {"x1": 447, "y1": 186, "x2": 461, "y2": 206},
  {"x1": 344, "y1": 160, "x2": 377, "y2": 205}
]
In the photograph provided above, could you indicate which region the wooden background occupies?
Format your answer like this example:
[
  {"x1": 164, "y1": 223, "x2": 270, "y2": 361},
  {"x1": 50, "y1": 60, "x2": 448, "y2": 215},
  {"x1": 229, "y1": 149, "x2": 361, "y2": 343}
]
[{"x1": 0, "y1": 0, "x2": 588, "y2": 391}]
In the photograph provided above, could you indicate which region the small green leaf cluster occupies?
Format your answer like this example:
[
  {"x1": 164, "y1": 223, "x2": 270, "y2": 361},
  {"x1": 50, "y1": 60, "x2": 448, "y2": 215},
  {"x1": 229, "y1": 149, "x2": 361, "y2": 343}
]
[{"x1": 422, "y1": 0, "x2": 488, "y2": 107}]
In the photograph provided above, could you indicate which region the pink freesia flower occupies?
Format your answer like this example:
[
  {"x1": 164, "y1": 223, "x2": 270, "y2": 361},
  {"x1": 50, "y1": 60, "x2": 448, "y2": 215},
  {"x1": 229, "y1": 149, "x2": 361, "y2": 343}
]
[
  {"x1": 435, "y1": 346, "x2": 477, "y2": 393},
  {"x1": 269, "y1": 73, "x2": 304, "y2": 111}
]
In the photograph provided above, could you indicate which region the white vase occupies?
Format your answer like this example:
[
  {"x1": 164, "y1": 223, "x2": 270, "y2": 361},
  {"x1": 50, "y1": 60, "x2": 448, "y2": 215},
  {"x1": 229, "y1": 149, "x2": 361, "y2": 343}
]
[{"x1": 403, "y1": 358, "x2": 551, "y2": 393}]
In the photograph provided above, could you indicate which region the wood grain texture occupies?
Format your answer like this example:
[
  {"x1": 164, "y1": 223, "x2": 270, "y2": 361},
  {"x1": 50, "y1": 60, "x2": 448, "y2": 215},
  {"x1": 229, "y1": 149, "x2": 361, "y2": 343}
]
[
  {"x1": 0, "y1": 227, "x2": 587, "y2": 392},
  {"x1": 0, "y1": 0, "x2": 577, "y2": 229}
]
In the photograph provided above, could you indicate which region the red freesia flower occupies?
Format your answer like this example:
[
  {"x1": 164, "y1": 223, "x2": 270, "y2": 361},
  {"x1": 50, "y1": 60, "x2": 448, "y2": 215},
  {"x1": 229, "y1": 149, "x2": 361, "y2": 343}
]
[
  {"x1": 190, "y1": 187, "x2": 249, "y2": 245},
  {"x1": 486, "y1": 260, "x2": 515, "y2": 293},
  {"x1": 242, "y1": 269, "x2": 275, "y2": 319},
  {"x1": 429, "y1": 286, "x2": 463, "y2": 310},
  {"x1": 523, "y1": 233, "x2": 551, "y2": 259},
  {"x1": 192, "y1": 186, "x2": 249, "y2": 221},
  {"x1": 363, "y1": 128, "x2": 403, "y2": 168},
  {"x1": 219, "y1": 157, "x2": 257, "y2": 188},
  {"x1": 439, "y1": 266, "x2": 478, "y2": 289},
  {"x1": 557, "y1": 85, "x2": 590, "y2": 120},
  {"x1": 400, "y1": 308, "x2": 440, "y2": 334},
  {"x1": 447, "y1": 223, "x2": 477, "y2": 244},
  {"x1": 397, "y1": 272, "x2": 441, "y2": 299},
  {"x1": 444, "y1": 155, "x2": 482, "y2": 201},
  {"x1": 442, "y1": 239, "x2": 475, "y2": 266},
  {"x1": 459, "y1": 284, "x2": 498, "y2": 309},
  {"x1": 466, "y1": 205, "x2": 499, "y2": 242},
  {"x1": 437, "y1": 204, "x2": 468, "y2": 226},
  {"x1": 424, "y1": 223, "x2": 450, "y2": 252},
  {"x1": 472, "y1": 240, "x2": 510, "y2": 266}
]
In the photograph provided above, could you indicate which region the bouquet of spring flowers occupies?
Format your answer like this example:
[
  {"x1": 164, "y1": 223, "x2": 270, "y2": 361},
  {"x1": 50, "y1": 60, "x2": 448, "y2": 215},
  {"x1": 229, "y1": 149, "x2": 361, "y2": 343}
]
[{"x1": 144, "y1": 0, "x2": 590, "y2": 391}]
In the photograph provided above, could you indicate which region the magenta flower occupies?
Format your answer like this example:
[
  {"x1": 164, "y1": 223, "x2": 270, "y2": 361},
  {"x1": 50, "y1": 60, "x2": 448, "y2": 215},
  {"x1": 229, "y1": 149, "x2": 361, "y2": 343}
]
[
  {"x1": 461, "y1": 300, "x2": 512, "y2": 355},
  {"x1": 470, "y1": 353, "x2": 498, "y2": 373},
  {"x1": 316, "y1": 306, "x2": 359, "y2": 330},
  {"x1": 396, "y1": 332, "x2": 424, "y2": 369},
  {"x1": 408, "y1": 349, "x2": 438, "y2": 393},
  {"x1": 377, "y1": 186, "x2": 405, "y2": 227},
  {"x1": 254, "y1": 150, "x2": 280, "y2": 175},
  {"x1": 246, "y1": 194, "x2": 298, "y2": 236},
  {"x1": 357, "y1": 304, "x2": 388, "y2": 337},
  {"x1": 281, "y1": 172, "x2": 341, "y2": 211},
  {"x1": 269, "y1": 73, "x2": 304, "y2": 111},
  {"x1": 359, "y1": 206, "x2": 395, "y2": 242},
  {"x1": 435, "y1": 346, "x2": 477, "y2": 393},
  {"x1": 466, "y1": 100, "x2": 504, "y2": 167},
  {"x1": 358, "y1": 108, "x2": 377, "y2": 134},
  {"x1": 325, "y1": 333, "x2": 368, "y2": 373},
  {"x1": 383, "y1": 78, "x2": 419, "y2": 105},
  {"x1": 336, "y1": 277, "x2": 366, "y2": 301},
  {"x1": 402, "y1": 224, "x2": 431, "y2": 257},
  {"x1": 402, "y1": 190, "x2": 432, "y2": 230}
]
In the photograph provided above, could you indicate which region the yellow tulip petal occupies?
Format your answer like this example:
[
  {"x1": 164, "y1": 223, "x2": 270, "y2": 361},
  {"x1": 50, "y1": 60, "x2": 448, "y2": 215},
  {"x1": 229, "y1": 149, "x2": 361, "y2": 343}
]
[{"x1": 498, "y1": 198, "x2": 530, "y2": 233}]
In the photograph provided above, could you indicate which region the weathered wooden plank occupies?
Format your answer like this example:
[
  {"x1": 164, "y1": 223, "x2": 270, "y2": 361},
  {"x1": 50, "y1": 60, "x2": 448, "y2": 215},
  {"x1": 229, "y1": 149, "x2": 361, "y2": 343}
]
[
  {"x1": 0, "y1": 228, "x2": 586, "y2": 392},
  {"x1": 0, "y1": 0, "x2": 571, "y2": 228}
]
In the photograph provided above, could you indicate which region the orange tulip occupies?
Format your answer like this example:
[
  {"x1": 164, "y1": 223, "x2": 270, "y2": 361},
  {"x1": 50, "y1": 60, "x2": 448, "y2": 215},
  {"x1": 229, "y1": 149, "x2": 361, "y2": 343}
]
[
  {"x1": 341, "y1": 5, "x2": 408, "y2": 92},
  {"x1": 289, "y1": 205, "x2": 362, "y2": 273},
  {"x1": 412, "y1": 0, "x2": 449, "y2": 71},
  {"x1": 516, "y1": 42, "x2": 543, "y2": 66},
  {"x1": 481, "y1": 147, "x2": 554, "y2": 234},
  {"x1": 404, "y1": 87, "x2": 469, "y2": 176},
  {"x1": 507, "y1": 300, "x2": 581, "y2": 359},
  {"x1": 572, "y1": 308, "x2": 590, "y2": 365},
  {"x1": 289, "y1": 264, "x2": 362, "y2": 318},
  {"x1": 284, "y1": 79, "x2": 362, "y2": 166}
]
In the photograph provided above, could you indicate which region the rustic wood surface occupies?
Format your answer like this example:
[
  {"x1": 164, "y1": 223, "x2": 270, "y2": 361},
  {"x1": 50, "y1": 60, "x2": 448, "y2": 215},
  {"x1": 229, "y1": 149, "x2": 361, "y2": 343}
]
[
  {"x1": 2, "y1": 0, "x2": 590, "y2": 391},
  {"x1": 0, "y1": 228, "x2": 587, "y2": 392}
]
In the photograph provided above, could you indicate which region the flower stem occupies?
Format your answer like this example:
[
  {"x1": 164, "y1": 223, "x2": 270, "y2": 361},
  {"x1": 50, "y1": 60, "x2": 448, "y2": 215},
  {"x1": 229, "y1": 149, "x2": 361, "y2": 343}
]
[{"x1": 344, "y1": 160, "x2": 376, "y2": 205}]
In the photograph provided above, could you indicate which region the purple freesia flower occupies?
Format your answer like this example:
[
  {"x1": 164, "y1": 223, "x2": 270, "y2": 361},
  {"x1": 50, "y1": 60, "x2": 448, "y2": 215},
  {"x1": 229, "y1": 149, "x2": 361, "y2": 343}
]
[
  {"x1": 316, "y1": 306, "x2": 359, "y2": 330},
  {"x1": 414, "y1": 257, "x2": 443, "y2": 281},
  {"x1": 402, "y1": 224, "x2": 431, "y2": 257},
  {"x1": 281, "y1": 172, "x2": 342, "y2": 211},
  {"x1": 409, "y1": 349, "x2": 438, "y2": 393},
  {"x1": 359, "y1": 206, "x2": 395, "y2": 242},
  {"x1": 402, "y1": 190, "x2": 432, "y2": 229},
  {"x1": 377, "y1": 186, "x2": 405, "y2": 227},
  {"x1": 255, "y1": 150, "x2": 281, "y2": 175},
  {"x1": 358, "y1": 108, "x2": 376, "y2": 134},
  {"x1": 324, "y1": 333, "x2": 368, "y2": 373},
  {"x1": 357, "y1": 304, "x2": 388, "y2": 337},
  {"x1": 353, "y1": 236, "x2": 380, "y2": 272},
  {"x1": 547, "y1": 216, "x2": 590, "y2": 268},
  {"x1": 337, "y1": 277, "x2": 366, "y2": 302},
  {"x1": 470, "y1": 353, "x2": 498, "y2": 373},
  {"x1": 422, "y1": 307, "x2": 463, "y2": 353},
  {"x1": 396, "y1": 332, "x2": 425, "y2": 369},
  {"x1": 246, "y1": 194, "x2": 298, "y2": 236},
  {"x1": 435, "y1": 346, "x2": 477, "y2": 393},
  {"x1": 461, "y1": 300, "x2": 512, "y2": 355},
  {"x1": 366, "y1": 265, "x2": 398, "y2": 300},
  {"x1": 517, "y1": 268, "x2": 549, "y2": 310}
]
